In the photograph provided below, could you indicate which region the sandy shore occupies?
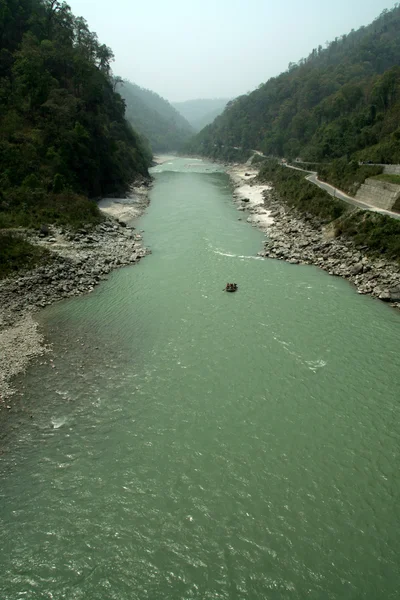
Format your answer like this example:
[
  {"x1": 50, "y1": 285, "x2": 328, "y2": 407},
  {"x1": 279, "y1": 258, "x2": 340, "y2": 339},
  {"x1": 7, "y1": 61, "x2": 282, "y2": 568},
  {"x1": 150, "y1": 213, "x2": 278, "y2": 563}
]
[
  {"x1": 0, "y1": 180, "x2": 151, "y2": 406},
  {"x1": 227, "y1": 164, "x2": 274, "y2": 229},
  {"x1": 0, "y1": 315, "x2": 49, "y2": 405}
]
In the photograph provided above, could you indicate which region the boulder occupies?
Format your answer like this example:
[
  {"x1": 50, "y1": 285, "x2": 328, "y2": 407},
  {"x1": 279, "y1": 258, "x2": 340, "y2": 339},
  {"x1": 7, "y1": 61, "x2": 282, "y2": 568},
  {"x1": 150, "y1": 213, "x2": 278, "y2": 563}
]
[
  {"x1": 350, "y1": 262, "x2": 363, "y2": 276},
  {"x1": 389, "y1": 285, "x2": 400, "y2": 302},
  {"x1": 379, "y1": 290, "x2": 391, "y2": 301},
  {"x1": 375, "y1": 261, "x2": 387, "y2": 269}
]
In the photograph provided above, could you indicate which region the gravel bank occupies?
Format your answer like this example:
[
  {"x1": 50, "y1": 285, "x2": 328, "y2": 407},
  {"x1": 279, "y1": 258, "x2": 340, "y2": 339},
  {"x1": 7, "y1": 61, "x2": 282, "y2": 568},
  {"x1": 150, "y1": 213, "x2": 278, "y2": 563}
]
[
  {"x1": 0, "y1": 182, "x2": 151, "y2": 405},
  {"x1": 0, "y1": 315, "x2": 48, "y2": 402},
  {"x1": 228, "y1": 165, "x2": 274, "y2": 229},
  {"x1": 229, "y1": 167, "x2": 400, "y2": 309}
]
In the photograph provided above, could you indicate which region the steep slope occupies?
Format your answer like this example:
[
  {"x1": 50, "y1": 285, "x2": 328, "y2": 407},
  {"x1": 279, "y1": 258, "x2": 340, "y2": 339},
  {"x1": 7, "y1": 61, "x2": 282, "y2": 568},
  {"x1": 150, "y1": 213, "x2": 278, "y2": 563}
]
[
  {"x1": 117, "y1": 81, "x2": 194, "y2": 152},
  {"x1": 0, "y1": 0, "x2": 151, "y2": 224},
  {"x1": 192, "y1": 104, "x2": 231, "y2": 132},
  {"x1": 173, "y1": 98, "x2": 230, "y2": 131},
  {"x1": 186, "y1": 6, "x2": 400, "y2": 164},
  {"x1": 0, "y1": 0, "x2": 153, "y2": 275}
]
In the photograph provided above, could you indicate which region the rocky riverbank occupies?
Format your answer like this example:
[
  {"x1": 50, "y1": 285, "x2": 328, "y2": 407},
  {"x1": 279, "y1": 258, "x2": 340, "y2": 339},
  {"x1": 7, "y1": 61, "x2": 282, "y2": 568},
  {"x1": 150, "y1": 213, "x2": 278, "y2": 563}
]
[
  {"x1": 0, "y1": 182, "x2": 151, "y2": 404},
  {"x1": 228, "y1": 164, "x2": 274, "y2": 229},
  {"x1": 229, "y1": 166, "x2": 400, "y2": 309}
]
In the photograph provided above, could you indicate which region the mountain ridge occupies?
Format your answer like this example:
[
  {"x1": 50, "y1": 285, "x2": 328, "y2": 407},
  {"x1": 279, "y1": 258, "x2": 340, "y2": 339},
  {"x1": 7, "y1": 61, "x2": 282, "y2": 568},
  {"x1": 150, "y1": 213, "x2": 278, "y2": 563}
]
[
  {"x1": 117, "y1": 81, "x2": 194, "y2": 152},
  {"x1": 186, "y1": 6, "x2": 400, "y2": 165},
  {"x1": 172, "y1": 98, "x2": 230, "y2": 131}
]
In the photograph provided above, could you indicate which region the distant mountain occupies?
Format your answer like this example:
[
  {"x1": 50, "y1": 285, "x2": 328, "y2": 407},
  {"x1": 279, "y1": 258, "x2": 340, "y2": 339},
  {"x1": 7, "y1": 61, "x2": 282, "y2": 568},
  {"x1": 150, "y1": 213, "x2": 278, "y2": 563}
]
[
  {"x1": 173, "y1": 99, "x2": 230, "y2": 131},
  {"x1": 117, "y1": 81, "x2": 194, "y2": 153},
  {"x1": 186, "y1": 6, "x2": 400, "y2": 164}
]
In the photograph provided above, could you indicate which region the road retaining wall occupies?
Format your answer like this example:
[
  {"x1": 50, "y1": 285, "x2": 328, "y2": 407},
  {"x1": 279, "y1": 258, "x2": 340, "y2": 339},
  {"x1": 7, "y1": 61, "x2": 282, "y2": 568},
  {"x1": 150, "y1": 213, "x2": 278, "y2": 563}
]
[
  {"x1": 355, "y1": 178, "x2": 400, "y2": 210},
  {"x1": 383, "y1": 165, "x2": 400, "y2": 175}
]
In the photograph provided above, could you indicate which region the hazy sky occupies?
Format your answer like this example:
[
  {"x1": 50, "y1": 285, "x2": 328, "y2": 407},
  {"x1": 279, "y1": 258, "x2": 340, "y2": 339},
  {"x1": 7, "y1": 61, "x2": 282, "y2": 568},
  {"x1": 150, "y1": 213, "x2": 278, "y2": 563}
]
[{"x1": 68, "y1": 0, "x2": 395, "y2": 102}]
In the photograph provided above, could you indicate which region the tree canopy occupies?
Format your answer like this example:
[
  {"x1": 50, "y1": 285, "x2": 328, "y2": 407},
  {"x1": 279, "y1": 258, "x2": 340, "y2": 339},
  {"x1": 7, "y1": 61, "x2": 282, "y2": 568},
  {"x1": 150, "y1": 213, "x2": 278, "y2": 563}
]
[
  {"x1": 186, "y1": 5, "x2": 400, "y2": 165},
  {"x1": 0, "y1": 0, "x2": 152, "y2": 232},
  {"x1": 117, "y1": 81, "x2": 194, "y2": 152}
]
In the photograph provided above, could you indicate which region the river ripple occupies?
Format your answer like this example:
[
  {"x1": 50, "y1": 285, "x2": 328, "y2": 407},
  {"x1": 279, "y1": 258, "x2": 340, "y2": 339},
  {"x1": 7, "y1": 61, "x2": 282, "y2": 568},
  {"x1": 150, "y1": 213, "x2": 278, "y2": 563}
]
[{"x1": 1, "y1": 158, "x2": 400, "y2": 599}]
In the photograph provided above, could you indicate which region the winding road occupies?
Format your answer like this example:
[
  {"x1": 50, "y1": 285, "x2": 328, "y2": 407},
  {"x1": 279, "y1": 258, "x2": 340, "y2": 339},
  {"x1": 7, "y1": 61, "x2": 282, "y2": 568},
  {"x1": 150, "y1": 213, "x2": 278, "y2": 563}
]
[{"x1": 283, "y1": 163, "x2": 400, "y2": 221}]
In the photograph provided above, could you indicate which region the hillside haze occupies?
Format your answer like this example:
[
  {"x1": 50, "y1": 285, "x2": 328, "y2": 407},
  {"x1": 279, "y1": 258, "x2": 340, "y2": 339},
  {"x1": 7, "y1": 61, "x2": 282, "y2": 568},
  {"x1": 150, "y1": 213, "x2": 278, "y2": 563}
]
[
  {"x1": 186, "y1": 6, "x2": 400, "y2": 165},
  {"x1": 172, "y1": 99, "x2": 230, "y2": 131},
  {"x1": 117, "y1": 81, "x2": 194, "y2": 152}
]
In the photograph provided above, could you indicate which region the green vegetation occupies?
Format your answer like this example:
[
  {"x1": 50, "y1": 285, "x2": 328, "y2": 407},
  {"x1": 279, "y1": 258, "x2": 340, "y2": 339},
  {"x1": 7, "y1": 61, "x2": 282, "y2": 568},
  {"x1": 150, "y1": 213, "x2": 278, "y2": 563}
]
[
  {"x1": 251, "y1": 154, "x2": 267, "y2": 166},
  {"x1": 0, "y1": 0, "x2": 151, "y2": 232},
  {"x1": 258, "y1": 161, "x2": 400, "y2": 261},
  {"x1": 318, "y1": 160, "x2": 383, "y2": 195},
  {"x1": 172, "y1": 99, "x2": 230, "y2": 131},
  {"x1": 335, "y1": 212, "x2": 400, "y2": 261},
  {"x1": 0, "y1": 233, "x2": 51, "y2": 278},
  {"x1": 187, "y1": 6, "x2": 400, "y2": 165},
  {"x1": 370, "y1": 173, "x2": 400, "y2": 185},
  {"x1": 0, "y1": 0, "x2": 153, "y2": 276},
  {"x1": 217, "y1": 147, "x2": 252, "y2": 163},
  {"x1": 258, "y1": 161, "x2": 348, "y2": 222},
  {"x1": 393, "y1": 198, "x2": 400, "y2": 213},
  {"x1": 117, "y1": 81, "x2": 193, "y2": 152},
  {"x1": 288, "y1": 162, "x2": 318, "y2": 172},
  {"x1": 0, "y1": 191, "x2": 104, "y2": 230}
]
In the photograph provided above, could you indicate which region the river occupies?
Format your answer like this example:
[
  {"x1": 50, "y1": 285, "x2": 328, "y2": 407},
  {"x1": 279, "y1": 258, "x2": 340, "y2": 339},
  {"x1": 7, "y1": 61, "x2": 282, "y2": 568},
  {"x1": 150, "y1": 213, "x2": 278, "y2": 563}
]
[{"x1": 1, "y1": 157, "x2": 400, "y2": 599}]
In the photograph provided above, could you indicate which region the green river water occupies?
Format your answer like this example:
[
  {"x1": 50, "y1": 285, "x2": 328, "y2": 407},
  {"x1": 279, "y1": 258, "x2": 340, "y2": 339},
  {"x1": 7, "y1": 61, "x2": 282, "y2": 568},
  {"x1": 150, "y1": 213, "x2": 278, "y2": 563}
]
[{"x1": 1, "y1": 157, "x2": 400, "y2": 599}]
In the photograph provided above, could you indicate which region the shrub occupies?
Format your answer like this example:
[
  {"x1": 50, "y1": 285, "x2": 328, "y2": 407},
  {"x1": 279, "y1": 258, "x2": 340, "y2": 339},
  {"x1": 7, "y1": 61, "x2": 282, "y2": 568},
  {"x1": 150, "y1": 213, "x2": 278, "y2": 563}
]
[
  {"x1": 0, "y1": 233, "x2": 50, "y2": 279},
  {"x1": 258, "y1": 160, "x2": 348, "y2": 222}
]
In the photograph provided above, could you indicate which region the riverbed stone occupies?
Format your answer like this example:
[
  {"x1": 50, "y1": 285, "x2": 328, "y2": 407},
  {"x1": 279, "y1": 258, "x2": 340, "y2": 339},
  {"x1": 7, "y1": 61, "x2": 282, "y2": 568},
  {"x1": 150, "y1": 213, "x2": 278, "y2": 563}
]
[
  {"x1": 0, "y1": 183, "x2": 152, "y2": 402},
  {"x1": 389, "y1": 285, "x2": 400, "y2": 302},
  {"x1": 247, "y1": 183, "x2": 400, "y2": 310},
  {"x1": 350, "y1": 263, "x2": 363, "y2": 276}
]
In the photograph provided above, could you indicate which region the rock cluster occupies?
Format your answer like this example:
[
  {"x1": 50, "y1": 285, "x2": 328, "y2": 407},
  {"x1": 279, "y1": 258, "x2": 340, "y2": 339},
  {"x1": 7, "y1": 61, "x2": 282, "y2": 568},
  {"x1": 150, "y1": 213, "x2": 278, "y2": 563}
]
[
  {"x1": 258, "y1": 189, "x2": 400, "y2": 308},
  {"x1": 0, "y1": 315, "x2": 47, "y2": 403},
  {"x1": 0, "y1": 219, "x2": 149, "y2": 330},
  {"x1": 0, "y1": 207, "x2": 150, "y2": 402}
]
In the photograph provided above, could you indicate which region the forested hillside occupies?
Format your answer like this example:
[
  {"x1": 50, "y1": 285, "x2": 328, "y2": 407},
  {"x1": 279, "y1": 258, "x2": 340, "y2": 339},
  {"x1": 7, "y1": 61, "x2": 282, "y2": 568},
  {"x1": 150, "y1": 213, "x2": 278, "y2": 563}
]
[
  {"x1": 117, "y1": 81, "x2": 194, "y2": 152},
  {"x1": 172, "y1": 98, "x2": 230, "y2": 131},
  {"x1": 0, "y1": 0, "x2": 151, "y2": 233},
  {"x1": 187, "y1": 6, "x2": 400, "y2": 164}
]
